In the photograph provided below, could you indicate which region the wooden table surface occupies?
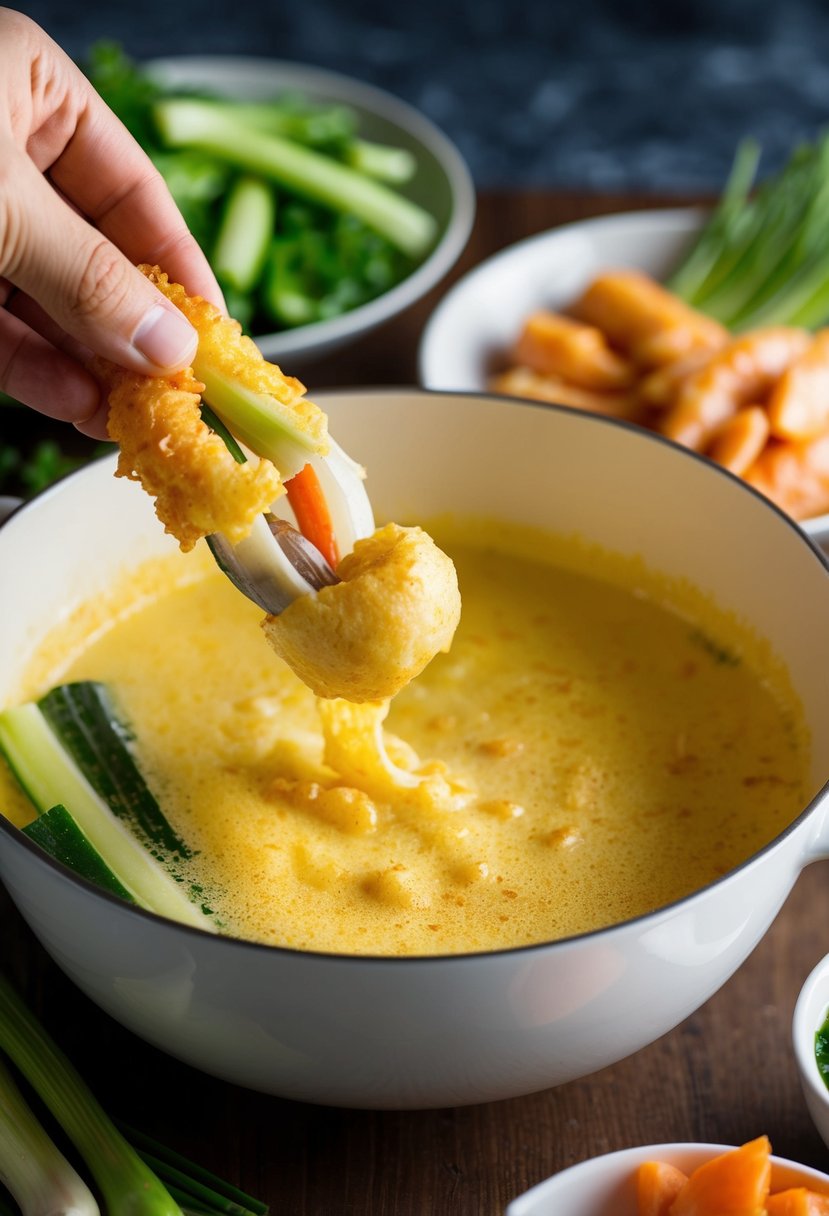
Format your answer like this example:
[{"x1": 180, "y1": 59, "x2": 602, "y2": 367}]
[{"x1": 3, "y1": 191, "x2": 829, "y2": 1214}]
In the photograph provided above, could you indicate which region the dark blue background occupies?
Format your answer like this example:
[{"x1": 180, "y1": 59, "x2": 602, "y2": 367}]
[{"x1": 15, "y1": 0, "x2": 829, "y2": 191}]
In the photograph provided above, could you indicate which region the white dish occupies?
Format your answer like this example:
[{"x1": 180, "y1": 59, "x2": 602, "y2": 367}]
[
  {"x1": 507, "y1": 1142, "x2": 829, "y2": 1216},
  {"x1": 418, "y1": 206, "x2": 829, "y2": 541},
  {"x1": 2, "y1": 391, "x2": 829, "y2": 1108},
  {"x1": 147, "y1": 56, "x2": 476, "y2": 364},
  {"x1": 793, "y1": 952, "x2": 829, "y2": 1152}
]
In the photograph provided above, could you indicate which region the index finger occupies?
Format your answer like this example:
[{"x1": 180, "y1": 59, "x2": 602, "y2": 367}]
[{"x1": 46, "y1": 55, "x2": 224, "y2": 309}]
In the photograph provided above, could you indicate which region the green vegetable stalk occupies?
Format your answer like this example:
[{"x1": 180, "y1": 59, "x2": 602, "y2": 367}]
[
  {"x1": 0, "y1": 1054, "x2": 99, "y2": 1216},
  {"x1": 0, "y1": 976, "x2": 181, "y2": 1216},
  {"x1": 669, "y1": 132, "x2": 829, "y2": 331},
  {"x1": 153, "y1": 98, "x2": 436, "y2": 259}
]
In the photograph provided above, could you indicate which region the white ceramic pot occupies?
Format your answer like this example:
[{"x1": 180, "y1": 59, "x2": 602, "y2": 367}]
[{"x1": 1, "y1": 390, "x2": 829, "y2": 1110}]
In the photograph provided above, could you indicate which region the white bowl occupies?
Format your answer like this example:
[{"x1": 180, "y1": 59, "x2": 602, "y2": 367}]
[
  {"x1": 507, "y1": 1142, "x2": 829, "y2": 1216},
  {"x1": 794, "y1": 953, "x2": 829, "y2": 1150},
  {"x1": 2, "y1": 391, "x2": 829, "y2": 1108},
  {"x1": 147, "y1": 56, "x2": 476, "y2": 363}
]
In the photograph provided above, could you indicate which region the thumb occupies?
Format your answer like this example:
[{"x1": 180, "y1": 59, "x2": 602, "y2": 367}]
[{"x1": 1, "y1": 145, "x2": 198, "y2": 374}]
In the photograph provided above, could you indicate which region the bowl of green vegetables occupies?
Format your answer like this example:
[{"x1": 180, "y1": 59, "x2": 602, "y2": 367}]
[{"x1": 86, "y1": 45, "x2": 475, "y2": 363}]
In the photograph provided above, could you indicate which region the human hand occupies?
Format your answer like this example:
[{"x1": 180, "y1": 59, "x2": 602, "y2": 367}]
[{"x1": 0, "y1": 9, "x2": 224, "y2": 439}]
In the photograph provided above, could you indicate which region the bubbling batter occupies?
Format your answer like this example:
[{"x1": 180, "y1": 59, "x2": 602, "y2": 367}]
[{"x1": 0, "y1": 522, "x2": 809, "y2": 955}]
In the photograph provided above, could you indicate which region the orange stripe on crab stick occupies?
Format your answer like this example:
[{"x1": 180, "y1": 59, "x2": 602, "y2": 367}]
[{"x1": 285, "y1": 463, "x2": 340, "y2": 571}]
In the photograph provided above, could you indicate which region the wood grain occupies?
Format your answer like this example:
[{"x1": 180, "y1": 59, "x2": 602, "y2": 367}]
[{"x1": 3, "y1": 191, "x2": 828, "y2": 1215}]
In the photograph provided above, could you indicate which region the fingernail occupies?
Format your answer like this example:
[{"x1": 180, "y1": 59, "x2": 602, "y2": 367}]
[{"x1": 132, "y1": 305, "x2": 196, "y2": 370}]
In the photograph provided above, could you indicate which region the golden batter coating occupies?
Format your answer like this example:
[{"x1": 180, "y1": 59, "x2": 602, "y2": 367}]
[
  {"x1": 99, "y1": 360, "x2": 282, "y2": 551},
  {"x1": 262, "y1": 523, "x2": 462, "y2": 702},
  {"x1": 93, "y1": 265, "x2": 328, "y2": 551},
  {"x1": 139, "y1": 266, "x2": 327, "y2": 448}
]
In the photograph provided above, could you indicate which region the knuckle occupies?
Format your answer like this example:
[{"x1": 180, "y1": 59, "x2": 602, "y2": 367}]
[{"x1": 69, "y1": 239, "x2": 132, "y2": 322}]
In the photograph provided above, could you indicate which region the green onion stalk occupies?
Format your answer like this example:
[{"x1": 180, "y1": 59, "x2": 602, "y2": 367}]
[
  {"x1": 0, "y1": 976, "x2": 181, "y2": 1216},
  {"x1": 0, "y1": 1054, "x2": 99, "y2": 1216}
]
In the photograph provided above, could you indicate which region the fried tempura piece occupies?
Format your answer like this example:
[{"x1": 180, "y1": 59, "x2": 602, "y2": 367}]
[
  {"x1": 262, "y1": 523, "x2": 462, "y2": 702},
  {"x1": 98, "y1": 361, "x2": 282, "y2": 551},
  {"x1": 93, "y1": 265, "x2": 328, "y2": 551},
  {"x1": 141, "y1": 266, "x2": 327, "y2": 450}
]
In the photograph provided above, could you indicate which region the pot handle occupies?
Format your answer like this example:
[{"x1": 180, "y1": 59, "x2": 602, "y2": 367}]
[{"x1": 0, "y1": 497, "x2": 22, "y2": 526}]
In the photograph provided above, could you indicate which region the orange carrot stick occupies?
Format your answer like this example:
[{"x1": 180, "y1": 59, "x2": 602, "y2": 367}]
[
  {"x1": 636, "y1": 1160, "x2": 688, "y2": 1216},
  {"x1": 285, "y1": 463, "x2": 340, "y2": 570}
]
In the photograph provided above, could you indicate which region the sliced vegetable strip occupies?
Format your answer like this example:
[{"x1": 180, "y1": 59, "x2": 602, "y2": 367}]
[
  {"x1": 23, "y1": 803, "x2": 136, "y2": 902},
  {"x1": 285, "y1": 463, "x2": 340, "y2": 569},
  {"x1": 154, "y1": 98, "x2": 437, "y2": 258},
  {"x1": 0, "y1": 687, "x2": 217, "y2": 930},
  {"x1": 38, "y1": 683, "x2": 192, "y2": 863}
]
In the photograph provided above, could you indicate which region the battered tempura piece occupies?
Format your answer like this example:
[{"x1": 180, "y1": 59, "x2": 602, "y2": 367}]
[
  {"x1": 262, "y1": 523, "x2": 462, "y2": 702},
  {"x1": 94, "y1": 266, "x2": 461, "y2": 708},
  {"x1": 99, "y1": 361, "x2": 282, "y2": 551},
  {"x1": 93, "y1": 265, "x2": 327, "y2": 551}
]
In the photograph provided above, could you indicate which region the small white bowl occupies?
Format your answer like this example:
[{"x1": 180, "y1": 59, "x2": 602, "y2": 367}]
[
  {"x1": 147, "y1": 56, "x2": 476, "y2": 363},
  {"x1": 507, "y1": 1142, "x2": 829, "y2": 1216},
  {"x1": 794, "y1": 953, "x2": 829, "y2": 1151}
]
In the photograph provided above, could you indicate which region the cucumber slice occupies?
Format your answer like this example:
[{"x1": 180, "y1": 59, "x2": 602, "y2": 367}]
[
  {"x1": 23, "y1": 803, "x2": 135, "y2": 902},
  {"x1": 0, "y1": 688, "x2": 218, "y2": 931}
]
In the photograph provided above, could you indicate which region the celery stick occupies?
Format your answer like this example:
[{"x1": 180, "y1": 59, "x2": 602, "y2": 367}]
[
  {"x1": 213, "y1": 99, "x2": 356, "y2": 147},
  {"x1": 153, "y1": 99, "x2": 436, "y2": 258},
  {"x1": 212, "y1": 176, "x2": 275, "y2": 294},
  {"x1": 193, "y1": 362, "x2": 322, "y2": 470},
  {"x1": 346, "y1": 139, "x2": 416, "y2": 184}
]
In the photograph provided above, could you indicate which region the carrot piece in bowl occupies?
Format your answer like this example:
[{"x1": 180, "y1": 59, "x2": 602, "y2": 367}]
[
  {"x1": 570, "y1": 269, "x2": 728, "y2": 368},
  {"x1": 488, "y1": 366, "x2": 646, "y2": 421},
  {"x1": 668, "y1": 1135, "x2": 771, "y2": 1215},
  {"x1": 706, "y1": 405, "x2": 770, "y2": 476},
  {"x1": 766, "y1": 1188, "x2": 829, "y2": 1215},
  {"x1": 744, "y1": 431, "x2": 829, "y2": 521},
  {"x1": 514, "y1": 310, "x2": 636, "y2": 390},
  {"x1": 767, "y1": 330, "x2": 829, "y2": 441},
  {"x1": 637, "y1": 1159, "x2": 688, "y2": 1216}
]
